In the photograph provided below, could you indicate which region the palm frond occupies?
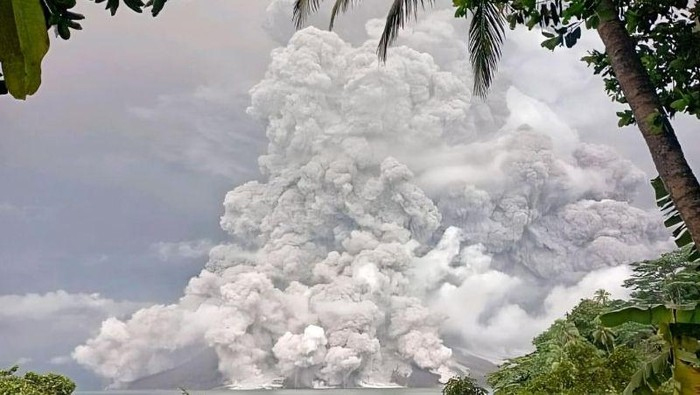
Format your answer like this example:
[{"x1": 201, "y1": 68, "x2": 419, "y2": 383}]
[
  {"x1": 468, "y1": 0, "x2": 506, "y2": 99},
  {"x1": 652, "y1": 176, "x2": 700, "y2": 262},
  {"x1": 329, "y1": 0, "x2": 362, "y2": 30},
  {"x1": 377, "y1": 0, "x2": 434, "y2": 61},
  {"x1": 293, "y1": 0, "x2": 324, "y2": 29}
]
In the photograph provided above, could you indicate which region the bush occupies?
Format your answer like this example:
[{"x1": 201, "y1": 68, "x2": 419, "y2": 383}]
[
  {"x1": 442, "y1": 375, "x2": 487, "y2": 395},
  {"x1": 0, "y1": 366, "x2": 75, "y2": 395}
]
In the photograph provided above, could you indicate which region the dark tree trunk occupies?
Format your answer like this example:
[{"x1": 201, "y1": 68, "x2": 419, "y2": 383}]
[{"x1": 596, "y1": 0, "x2": 700, "y2": 248}]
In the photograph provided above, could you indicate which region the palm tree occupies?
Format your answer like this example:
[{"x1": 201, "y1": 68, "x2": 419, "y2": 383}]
[
  {"x1": 593, "y1": 289, "x2": 611, "y2": 306},
  {"x1": 593, "y1": 0, "x2": 700, "y2": 258},
  {"x1": 591, "y1": 324, "x2": 615, "y2": 353},
  {"x1": 292, "y1": 0, "x2": 700, "y2": 251},
  {"x1": 550, "y1": 320, "x2": 580, "y2": 347}
]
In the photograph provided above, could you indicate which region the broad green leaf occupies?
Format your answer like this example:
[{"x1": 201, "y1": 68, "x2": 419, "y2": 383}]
[
  {"x1": 600, "y1": 305, "x2": 671, "y2": 327},
  {"x1": 623, "y1": 350, "x2": 672, "y2": 395},
  {"x1": 0, "y1": 0, "x2": 50, "y2": 99},
  {"x1": 676, "y1": 308, "x2": 700, "y2": 324},
  {"x1": 676, "y1": 349, "x2": 700, "y2": 365},
  {"x1": 674, "y1": 359, "x2": 700, "y2": 394}
]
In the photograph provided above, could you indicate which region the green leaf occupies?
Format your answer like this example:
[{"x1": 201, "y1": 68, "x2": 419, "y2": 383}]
[
  {"x1": 541, "y1": 35, "x2": 561, "y2": 51},
  {"x1": 329, "y1": 0, "x2": 359, "y2": 30},
  {"x1": 623, "y1": 350, "x2": 672, "y2": 395},
  {"x1": 674, "y1": 358, "x2": 700, "y2": 394},
  {"x1": 676, "y1": 308, "x2": 700, "y2": 324},
  {"x1": 676, "y1": 348, "x2": 700, "y2": 367},
  {"x1": 106, "y1": 0, "x2": 119, "y2": 15},
  {"x1": 664, "y1": 213, "x2": 683, "y2": 228},
  {"x1": 123, "y1": 0, "x2": 145, "y2": 13},
  {"x1": 670, "y1": 98, "x2": 688, "y2": 111},
  {"x1": 292, "y1": 0, "x2": 322, "y2": 28},
  {"x1": 564, "y1": 26, "x2": 581, "y2": 48},
  {"x1": 651, "y1": 176, "x2": 700, "y2": 261},
  {"x1": 584, "y1": 14, "x2": 598, "y2": 29},
  {"x1": 0, "y1": 0, "x2": 50, "y2": 99},
  {"x1": 599, "y1": 305, "x2": 671, "y2": 327},
  {"x1": 525, "y1": 15, "x2": 539, "y2": 29},
  {"x1": 616, "y1": 110, "x2": 635, "y2": 127},
  {"x1": 466, "y1": 0, "x2": 506, "y2": 99},
  {"x1": 669, "y1": 58, "x2": 685, "y2": 70},
  {"x1": 57, "y1": 21, "x2": 71, "y2": 39}
]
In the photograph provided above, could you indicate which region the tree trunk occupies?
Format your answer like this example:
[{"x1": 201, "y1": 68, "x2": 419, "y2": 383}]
[{"x1": 595, "y1": 0, "x2": 700, "y2": 249}]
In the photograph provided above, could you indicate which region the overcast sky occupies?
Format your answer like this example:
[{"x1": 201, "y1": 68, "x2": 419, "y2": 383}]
[{"x1": 1, "y1": 0, "x2": 698, "y2": 389}]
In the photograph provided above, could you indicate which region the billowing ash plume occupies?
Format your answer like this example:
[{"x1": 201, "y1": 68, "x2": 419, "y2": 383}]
[{"x1": 74, "y1": 7, "x2": 672, "y2": 389}]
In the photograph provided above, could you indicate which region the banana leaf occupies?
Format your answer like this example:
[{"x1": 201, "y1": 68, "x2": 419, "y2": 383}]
[{"x1": 0, "y1": 0, "x2": 49, "y2": 99}]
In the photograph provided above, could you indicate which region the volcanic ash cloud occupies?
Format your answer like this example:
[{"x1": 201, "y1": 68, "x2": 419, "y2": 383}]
[{"x1": 74, "y1": 18, "x2": 671, "y2": 388}]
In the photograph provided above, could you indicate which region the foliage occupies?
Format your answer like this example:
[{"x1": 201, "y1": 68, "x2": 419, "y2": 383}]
[
  {"x1": 485, "y1": 0, "x2": 700, "y2": 126},
  {"x1": 580, "y1": 2, "x2": 700, "y2": 126},
  {"x1": 0, "y1": 0, "x2": 168, "y2": 99},
  {"x1": 598, "y1": 247, "x2": 700, "y2": 394},
  {"x1": 488, "y1": 258, "x2": 700, "y2": 395},
  {"x1": 624, "y1": 246, "x2": 700, "y2": 305},
  {"x1": 295, "y1": 0, "x2": 508, "y2": 98},
  {"x1": 442, "y1": 375, "x2": 488, "y2": 395},
  {"x1": 600, "y1": 305, "x2": 700, "y2": 394},
  {"x1": 454, "y1": 0, "x2": 507, "y2": 98},
  {"x1": 487, "y1": 291, "x2": 645, "y2": 394},
  {"x1": 623, "y1": 350, "x2": 673, "y2": 395},
  {"x1": 0, "y1": 0, "x2": 50, "y2": 99},
  {"x1": 651, "y1": 177, "x2": 700, "y2": 263},
  {"x1": 527, "y1": 340, "x2": 640, "y2": 394},
  {"x1": 0, "y1": 366, "x2": 75, "y2": 395}
]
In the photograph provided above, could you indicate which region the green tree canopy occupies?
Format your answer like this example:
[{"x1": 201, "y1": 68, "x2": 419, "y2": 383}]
[
  {"x1": 0, "y1": 366, "x2": 75, "y2": 395},
  {"x1": 442, "y1": 375, "x2": 488, "y2": 395},
  {"x1": 486, "y1": 294, "x2": 644, "y2": 394},
  {"x1": 624, "y1": 246, "x2": 700, "y2": 305},
  {"x1": 489, "y1": 250, "x2": 700, "y2": 394}
]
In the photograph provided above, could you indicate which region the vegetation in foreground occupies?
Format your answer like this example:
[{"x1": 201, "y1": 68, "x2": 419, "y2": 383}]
[
  {"x1": 486, "y1": 247, "x2": 700, "y2": 394},
  {"x1": 443, "y1": 376, "x2": 488, "y2": 395},
  {"x1": 0, "y1": 366, "x2": 75, "y2": 395}
]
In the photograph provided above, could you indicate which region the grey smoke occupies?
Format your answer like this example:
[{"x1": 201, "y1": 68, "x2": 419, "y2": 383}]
[{"x1": 74, "y1": 6, "x2": 672, "y2": 388}]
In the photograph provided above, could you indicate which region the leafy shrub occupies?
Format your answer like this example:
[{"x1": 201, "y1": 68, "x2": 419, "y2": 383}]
[
  {"x1": 0, "y1": 366, "x2": 75, "y2": 395},
  {"x1": 442, "y1": 375, "x2": 487, "y2": 395}
]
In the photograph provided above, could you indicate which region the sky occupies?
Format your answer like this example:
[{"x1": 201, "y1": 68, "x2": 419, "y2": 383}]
[{"x1": 0, "y1": 0, "x2": 698, "y2": 389}]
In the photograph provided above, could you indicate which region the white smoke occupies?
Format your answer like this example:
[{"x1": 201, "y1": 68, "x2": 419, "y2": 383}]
[{"x1": 74, "y1": 6, "x2": 672, "y2": 389}]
